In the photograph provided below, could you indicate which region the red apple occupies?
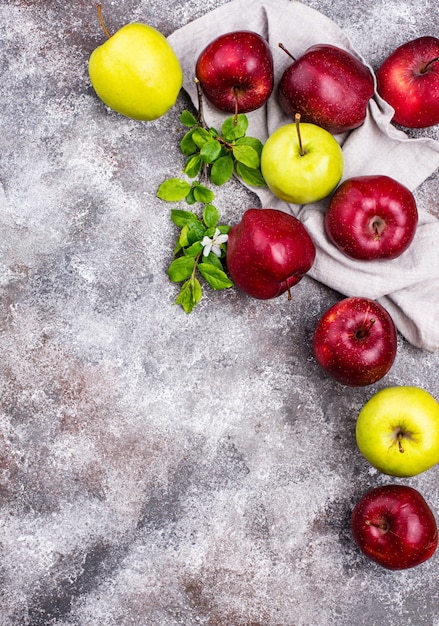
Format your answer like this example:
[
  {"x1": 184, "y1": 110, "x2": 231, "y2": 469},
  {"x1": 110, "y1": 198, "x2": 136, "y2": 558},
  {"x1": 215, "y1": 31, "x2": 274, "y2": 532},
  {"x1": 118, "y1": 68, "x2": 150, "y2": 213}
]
[
  {"x1": 351, "y1": 485, "x2": 438, "y2": 570},
  {"x1": 278, "y1": 43, "x2": 374, "y2": 134},
  {"x1": 195, "y1": 31, "x2": 274, "y2": 116},
  {"x1": 226, "y1": 208, "x2": 316, "y2": 300},
  {"x1": 312, "y1": 297, "x2": 397, "y2": 386},
  {"x1": 325, "y1": 175, "x2": 418, "y2": 260},
  {"x1": 376, "y1": 36, "x2": 439, "y2": 128}
]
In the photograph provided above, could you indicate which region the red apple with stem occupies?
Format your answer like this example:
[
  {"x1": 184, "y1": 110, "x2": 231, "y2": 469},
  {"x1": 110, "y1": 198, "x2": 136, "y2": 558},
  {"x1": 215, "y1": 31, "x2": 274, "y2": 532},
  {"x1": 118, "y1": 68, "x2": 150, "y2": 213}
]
[
  {"x1": 325, "y1": 175, "x2": 418, "y2": 260},
  {"x1": 278, "y1": 43, "x2": 374, "y2": 134},
  {"x1": 226, "y1": 208, "x2": 316, "y2": 300},
  {"x1": 351, "y1": 484, "x2": 438, "y2": 570},
  {"x1": 312, "y1": 297, "x2": 397, "y2": 386},
  {"x1": 376, "y1": 36, "x2": 439, "y2": 128},
  {"x1": 195, "y1": 31, "x2": 274, "y2": 121}
]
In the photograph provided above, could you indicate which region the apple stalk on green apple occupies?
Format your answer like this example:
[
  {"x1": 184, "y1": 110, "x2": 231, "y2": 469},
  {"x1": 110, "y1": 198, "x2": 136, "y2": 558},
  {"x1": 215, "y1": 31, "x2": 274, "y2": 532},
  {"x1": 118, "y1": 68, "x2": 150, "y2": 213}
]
[
  {"x1": 88, "y1": 4, "x2": 183, "y2": 121},
  {"x1": 261, "y1": 113, "x2": 344, "y2": 205},
  {"x1": 356, "y1": 386, "x2": 439, "y2": 477}
]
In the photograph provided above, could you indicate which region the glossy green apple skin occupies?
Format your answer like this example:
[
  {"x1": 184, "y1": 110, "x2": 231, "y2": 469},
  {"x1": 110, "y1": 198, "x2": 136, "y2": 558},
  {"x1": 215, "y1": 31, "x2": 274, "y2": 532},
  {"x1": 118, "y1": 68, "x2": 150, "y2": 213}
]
[
  {"x1": 89, "y1": 23, "x2": 183, "y2": 121},
  {"x1": 260, "y1": 122, "x2": 344, "y2": 204},
  {"x1": 356, "y1": 386, "x2": 439, "y2": 477}
]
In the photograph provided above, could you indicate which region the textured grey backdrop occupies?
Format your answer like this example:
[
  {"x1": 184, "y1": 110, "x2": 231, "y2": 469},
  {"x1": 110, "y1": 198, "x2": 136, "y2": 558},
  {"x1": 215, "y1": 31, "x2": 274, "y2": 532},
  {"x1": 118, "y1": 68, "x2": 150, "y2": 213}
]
[{"x1": 1, "y1": 1, "x2": 438, "y2": 625}]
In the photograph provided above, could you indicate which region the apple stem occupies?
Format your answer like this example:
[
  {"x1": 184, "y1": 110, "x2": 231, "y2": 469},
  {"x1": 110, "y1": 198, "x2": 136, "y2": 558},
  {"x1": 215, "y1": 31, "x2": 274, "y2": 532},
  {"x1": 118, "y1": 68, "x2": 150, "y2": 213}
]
[
  {"x1": 287, "y1": 286, "x2": 292, "y2": 301},
  {"x1": 278, "y1": 42, "x2": 296, "y2": 62},
  {"x1": 295, "y1": 113, "x2": 305, "y2": 157},
  {"x1": 97, "y1": 3, "x2": 112, "y2": 39},
  {"x1": 421, "y1": 57, "x2": 439, "y2": 73},
  {"x1": 356, "y1": 317, "x2": 375, "y2": 339},
  {"x1": 365, "y1": 520, "x2": 389, "y2": 532},
  {"x1": 397, "y1": 432, "x2": 405, "y2": 454}
]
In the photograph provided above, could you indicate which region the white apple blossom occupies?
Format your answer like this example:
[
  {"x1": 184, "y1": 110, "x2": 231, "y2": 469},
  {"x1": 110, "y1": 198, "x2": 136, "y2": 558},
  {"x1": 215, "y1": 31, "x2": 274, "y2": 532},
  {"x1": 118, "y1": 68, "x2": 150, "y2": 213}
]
[{"x1": 201, "y1": 228, "x2": 228, "y2": 257}]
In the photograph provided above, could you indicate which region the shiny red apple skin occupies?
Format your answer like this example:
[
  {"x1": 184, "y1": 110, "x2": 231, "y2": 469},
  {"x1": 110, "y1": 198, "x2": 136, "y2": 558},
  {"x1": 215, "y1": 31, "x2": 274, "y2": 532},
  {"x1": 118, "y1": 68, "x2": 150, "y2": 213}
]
[
  {"x1": 376, "y1": 36, "x2": 439, "y2": 128},
  {"x1": 325, "y1": 175, "x2": 418, "y2": 260},
  {"x1": 312, "y1": 297, "x2": 397, "y2": 386},
  {"x1": 278, "y1": 44, "x2": 375, "y2": 134},
  {"x1": 195, "y1": 31, "x2": 274, "y2": 114},
  {"x1": 226, "y1": 208, "x2": 316, "y2": 300},
  {"x1": 351, "y1": 485, "x2": 438, "y2": 570}
]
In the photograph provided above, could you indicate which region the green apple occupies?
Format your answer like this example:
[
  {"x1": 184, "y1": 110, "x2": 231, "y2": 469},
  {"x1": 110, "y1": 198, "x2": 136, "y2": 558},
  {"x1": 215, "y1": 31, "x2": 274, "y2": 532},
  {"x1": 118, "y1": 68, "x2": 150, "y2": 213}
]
[
  {"x1": 260, "y1": 115, "x2": 344, "y2": 204},
  {"x1": 89, "y1": 20, "x2": 183, "y2": 121},
  {"x1": 356, "y1": 386, "x2": 439, "y2": 477}
]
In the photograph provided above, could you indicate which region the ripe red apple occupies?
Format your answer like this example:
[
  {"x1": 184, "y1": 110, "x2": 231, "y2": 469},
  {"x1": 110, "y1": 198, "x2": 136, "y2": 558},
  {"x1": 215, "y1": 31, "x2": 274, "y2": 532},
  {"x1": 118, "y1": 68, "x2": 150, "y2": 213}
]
[
  {"x1": 195, "y1": 31, "x2": 274, "y2": 116},
  {"x1": 226, "y1": 208, "x2": 316, "y2": 300},
  {"x1": 351, "y1": 485, "x2": 438, "y2": 570},
  {"x1": 376, "y1": 36, "x2": 439, "y2": 128},
  {"x1": 278, "y1": 43, "x2": 374, "y2": 134},
  {"x1": 312, "y1": 297, "x2": 397, "y2": 386},
  {"x1": 325, "y1": 175, "x2": 418, "y2": 260}
]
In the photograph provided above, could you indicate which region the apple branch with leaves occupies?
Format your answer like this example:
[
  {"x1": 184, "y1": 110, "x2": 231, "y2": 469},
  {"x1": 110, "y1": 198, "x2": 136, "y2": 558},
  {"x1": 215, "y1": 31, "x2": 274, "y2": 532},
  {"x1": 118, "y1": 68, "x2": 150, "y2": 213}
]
[{"x1": 157, "y1": 82, "x2": 266, "y2": 313}]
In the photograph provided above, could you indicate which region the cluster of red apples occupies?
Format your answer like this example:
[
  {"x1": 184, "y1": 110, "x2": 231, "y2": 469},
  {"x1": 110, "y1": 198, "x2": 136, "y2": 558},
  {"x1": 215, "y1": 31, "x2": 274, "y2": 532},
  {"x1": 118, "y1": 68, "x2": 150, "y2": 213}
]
[{"x1": 196, "y1": 31, "x2": 439, "y2": 571}]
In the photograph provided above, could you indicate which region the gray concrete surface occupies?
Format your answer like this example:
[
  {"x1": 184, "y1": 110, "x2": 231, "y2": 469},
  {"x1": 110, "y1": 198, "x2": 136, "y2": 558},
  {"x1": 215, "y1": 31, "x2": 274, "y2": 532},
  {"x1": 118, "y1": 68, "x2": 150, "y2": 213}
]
[{"x1": 1, "y1": 1, "x2": 439, "y2": 625}]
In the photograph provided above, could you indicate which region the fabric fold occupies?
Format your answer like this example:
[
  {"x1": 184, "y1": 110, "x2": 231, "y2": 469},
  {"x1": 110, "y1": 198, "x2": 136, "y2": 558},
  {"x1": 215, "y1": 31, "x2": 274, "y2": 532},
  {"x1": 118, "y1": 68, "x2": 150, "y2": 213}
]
[{"x1": 168, "y1": 0, "x2": 439, "y2": 351}]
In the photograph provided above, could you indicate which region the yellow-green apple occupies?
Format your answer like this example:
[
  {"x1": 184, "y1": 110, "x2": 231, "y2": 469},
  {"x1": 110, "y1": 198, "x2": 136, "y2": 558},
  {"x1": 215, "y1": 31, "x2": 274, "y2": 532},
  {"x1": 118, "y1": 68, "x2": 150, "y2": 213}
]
[
  {"x1": 89, "y1": 8, "x2": 183, "y2": 121},
  {"x1": 376, "y1": 36, "x2": 439, "y2": 128},
  {"x1": 312, "y1": 297, "x2": 397, "y2": 386},
  {"x1": 195, "y1": 31, "x2": 274, "y2": 117},
  {"x1": 226, "y1": 208, "x2": 316, "y2": 299},
  {"x1": 351, "y1": 484, "x2": 438, "y2": 570},
  {"x1": 278, "y1": 43, "x2": 374, "y2": 134},
  {"x1": 325, "y1": 175, "x2": 418, "y2": 260},
  {"x1": 261, "y1": 115, "x2": 343, "y2": 205},
  {"x1": 356, "y1": 386, "x2": 439, "y2": 477}
]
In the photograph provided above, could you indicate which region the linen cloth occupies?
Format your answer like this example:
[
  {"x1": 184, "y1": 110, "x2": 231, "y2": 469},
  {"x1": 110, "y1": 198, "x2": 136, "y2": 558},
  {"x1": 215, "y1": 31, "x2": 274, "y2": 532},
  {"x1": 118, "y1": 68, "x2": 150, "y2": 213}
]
[{"x1": 168, "y1": 0, "x2": 439, "y2": 351}]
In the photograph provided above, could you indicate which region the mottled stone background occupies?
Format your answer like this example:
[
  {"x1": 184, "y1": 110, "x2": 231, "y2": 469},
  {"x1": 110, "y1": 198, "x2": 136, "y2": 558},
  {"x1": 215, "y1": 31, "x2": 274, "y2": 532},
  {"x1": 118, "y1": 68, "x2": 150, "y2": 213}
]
[{"x1": 1, "y1": 1, "x2": 439, "y2": 625}]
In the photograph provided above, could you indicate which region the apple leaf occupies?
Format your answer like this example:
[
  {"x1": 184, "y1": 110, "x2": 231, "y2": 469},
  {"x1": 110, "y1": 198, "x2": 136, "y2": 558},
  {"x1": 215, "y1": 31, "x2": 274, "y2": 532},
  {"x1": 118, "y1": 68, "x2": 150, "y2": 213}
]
[
  {"x1": 221, "y1": 114, "x2": 248, "y2": 141},
  {"x1": 170, "y1": 209, "x2": 199, "y2": 227},
  {"x1": 203, "y1": 204, "x2": 219, "y2": 228},
  {"x1": 236, "y1": 162, "x2": 266, "y2": 187},
  {"x1": 184, "y1": 154, "x2": 203, "y2": 178},
  {"x1": 180, "y1": 129, "x2": 198, "y2": 156},
  {"x1": 175, "y1": 277, "x2": 202, "y2": 314},
  {"x1": 157, "y1": 178, "x2": 192, "y2": 202},
  {"x1": 180, "y1": 110, "x2": 198, "y2": 127},
  {"x1": 235, "y1": 136, "x2": 264, "y2": 156},
  {"x1": 193, "y1": 184, "x2": 215, "y2": 204},
  {"x1": 198, "y1": 263, "x2": 233, "y2": 290},
  {"x1": 200, "y1": 140, "x2": 222, "y2": 164},
  {"x1": 167, "y1": 256, "x2": 196, "y2": 282},
  {"x1": 210, "y1": 154, "x2": 234, "y2": 186},
  {"x1": 232, "y1": 144, "x2": 260, "y2": 170}
]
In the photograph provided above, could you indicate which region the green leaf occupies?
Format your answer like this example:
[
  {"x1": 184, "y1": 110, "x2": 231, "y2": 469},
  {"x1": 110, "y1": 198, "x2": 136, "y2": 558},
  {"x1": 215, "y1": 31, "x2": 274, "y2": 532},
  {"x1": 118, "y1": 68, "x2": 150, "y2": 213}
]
[
  {"x1": 200, "y1": 139, "x2": 222, "y2": 164},
  {"x1": 217, "y1": 224, "x2": 231, "y2": 235},
  {"x1": 235, "y1": 135, "x2": 264, "y2": 156},
  {"x1": 184, "y1": 154, "x2": 203, "y2": 178},
  {"x1": 232, "y1": 144, "x2": 260, "y2": 169},
  {"x1": 202, "y1": 251, "x2": 224, "y2": 270},
  {"x1": 185, "y1": 187, "x2": 196, "y2": 205},
  {"x1": 178, "y1": 224, "x2": 190, "y2": 248},
  {"x1": 193, "y1": 184, "x2": 215, "y2": 204},
  {"x1": 210, "y1": 154, "x2": 234, "y2": 186},
  {"x1": 175, "y1": 278, "x2": 202, "y2": 313},
  {"x1": 183, "y1": 241, "x2": 203, "y2": 257},
  {"x1": 221, "y1": 114, "x2": 248, "y2": 141},
  {"x1": 236, "y1": 162, "x2": 266, "y2": 187},
  {"x1": 180, "y1": 129, "x2": 197, "y2": 156},
  {"x1": 180, "y1": 110, "x2": 198, "y2": 127},
  {"x1": 192, "y1": 127, "x2": 212, "y2": 147},
  {"x1": 157, "y1": 178, "x2": 191, "y2": 202},
  {"x1": 168, "y1": 256, "x2": 196, "y2": 282},
  {"x1": 170, "y1": 208, "x2": 198, "y2": 227},
  {"x1": 186, "y1": 219, "x2": 206, "y2": 244},
  {"x1": 198, "y1": 264, "x2": 233, "y2": 290},
  {"x1": 203, "y1": 204, "x2": 219, "y2": 228}
]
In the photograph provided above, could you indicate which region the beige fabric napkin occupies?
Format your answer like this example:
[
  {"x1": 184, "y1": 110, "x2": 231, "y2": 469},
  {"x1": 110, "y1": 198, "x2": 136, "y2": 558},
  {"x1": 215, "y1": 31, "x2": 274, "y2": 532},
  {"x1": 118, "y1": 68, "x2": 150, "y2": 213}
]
[{"x1": 168, "y1": 0, "x2": 439, "y2": 351}]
